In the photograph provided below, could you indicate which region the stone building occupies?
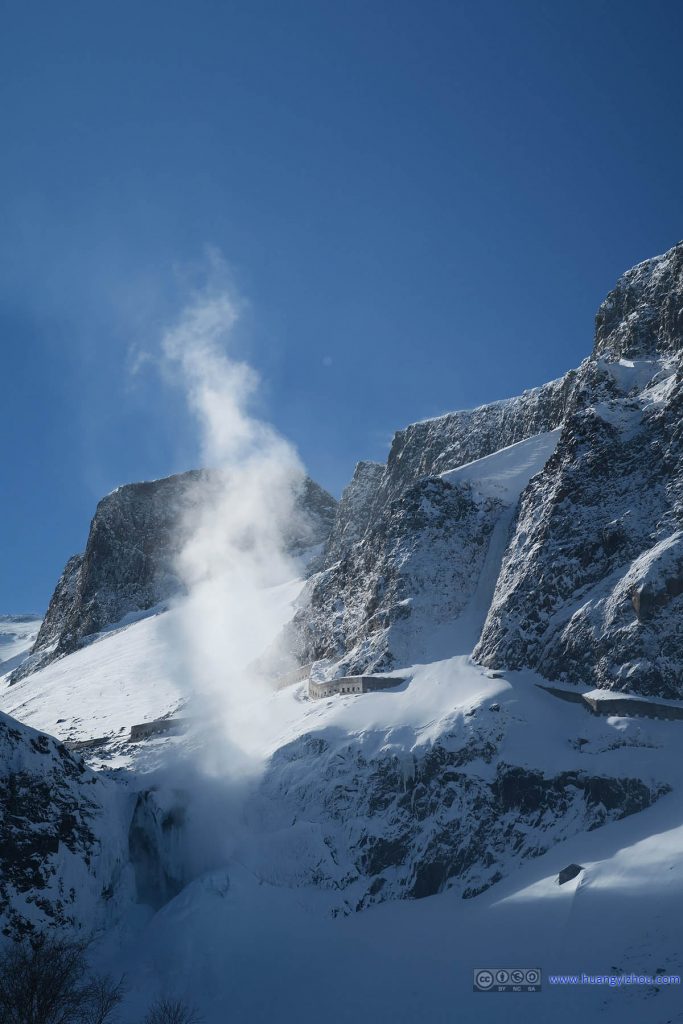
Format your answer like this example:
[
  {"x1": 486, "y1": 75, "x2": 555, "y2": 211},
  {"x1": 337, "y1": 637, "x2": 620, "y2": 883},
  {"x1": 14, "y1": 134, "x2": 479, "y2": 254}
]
[{"x1": 308, "y1": 674, "x2": 405, "y2": 700}]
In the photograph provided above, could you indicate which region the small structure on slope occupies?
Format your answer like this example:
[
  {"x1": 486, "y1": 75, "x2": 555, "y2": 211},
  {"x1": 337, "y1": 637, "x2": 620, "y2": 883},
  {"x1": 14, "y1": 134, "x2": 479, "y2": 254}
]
[
  {"x1": 558, "y1": 863, "x2": 584, "y2": 885},
  {"x1": 309, "y1": 674, "x2": 406, "y2": 700},
  {"x1": 537, "y1": 683, "x2": 683, "y2": 721},
  {"x1": 129, "y1": 717, "x2": 187, "y2": 742}
]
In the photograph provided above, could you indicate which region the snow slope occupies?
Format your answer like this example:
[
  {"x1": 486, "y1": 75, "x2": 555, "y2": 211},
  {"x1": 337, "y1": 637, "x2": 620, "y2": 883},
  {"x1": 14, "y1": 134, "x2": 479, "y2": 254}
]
[
  {"x1": 3, "y1": 410, "x2": 683, "y2": 1021},
  {"x1": 6, "y1": 586, "x2": 681, "y2": 1022},
  {"x1": 83, "y1": 651, "x2": 683, "y2": 1024},
  {"x1": 0, "y1": 615, "x2": 42, "y2": 676},
  {"x1": 441, "y1": 427, "x2": 562, "y2": 502},
  {"x1": 0, "y1": 580, "x2": 304, "y2": 770},
  {"x1": 0, "y1": 610, "x2": 183, "y2": 765},
  {"x1": 106, "y1": 787, "x2": 683, "y2": 1024}
]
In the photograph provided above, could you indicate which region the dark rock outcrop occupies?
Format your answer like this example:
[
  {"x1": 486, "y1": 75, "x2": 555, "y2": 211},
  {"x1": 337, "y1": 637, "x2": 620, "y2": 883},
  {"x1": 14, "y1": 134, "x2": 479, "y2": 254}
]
[
  {"x1": 315, "y1": 364, "x2": 612, "y2": 579},
  {"x1": 287, "y1": 477, "x2": 502, "y2": 678},
  {"x1": 252, "y1": 723, "x2": 667, "y2": 912},
  {"x1": 13, "y1": 471, "x2": 336, "y2": 682},
  {"x1": 13, "y1": 472, "x2": 205, "y2": 681},
  {"x1": 128, "y1": 790, "x2": 187, "y2": 910},
  {"x1": 284, "y1": 476, "x2": 338, "y2": 558},
  {"x1": 376, "y1": 373, "x2": 575, "y2": 504},
  {"x1": 294, "y1": 240, "x2": 683, "y2": 699},
  {"x1": 594, "y1": 241, "x2": 683, "y2": 359},
  {"x1": 0, "y1": 712, "x2": 130, "y2": 937},
  {"x1": 322, "y1": 461, "x2": 384, "y2": 564},
  {"x1": 472, "y1": 243, "x2": 683, "y2": 696}
]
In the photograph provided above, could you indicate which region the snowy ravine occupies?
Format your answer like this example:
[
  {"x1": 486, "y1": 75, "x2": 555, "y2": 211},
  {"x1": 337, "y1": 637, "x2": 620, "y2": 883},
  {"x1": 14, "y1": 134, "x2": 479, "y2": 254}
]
[{"x1": 3, "y1": 241, "x2": 683, "y2": 1023}]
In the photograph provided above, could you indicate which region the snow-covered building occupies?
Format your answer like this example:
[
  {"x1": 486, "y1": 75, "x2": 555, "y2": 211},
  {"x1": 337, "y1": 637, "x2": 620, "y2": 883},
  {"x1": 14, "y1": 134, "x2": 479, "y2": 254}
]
[{"x1": 308, "y1": 674, "x2": 405, "y2": 699}]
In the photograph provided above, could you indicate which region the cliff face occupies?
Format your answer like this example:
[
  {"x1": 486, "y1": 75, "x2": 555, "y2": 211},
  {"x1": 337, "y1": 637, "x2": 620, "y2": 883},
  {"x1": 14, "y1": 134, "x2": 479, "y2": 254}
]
[
  {"x1": 474, "y1": 243, "x2": 683, "y2": 696},
  {"x1": 316, "y1": 356, "x2": 618, "y2": 580},
  {"x1": 288, "y1": 478, "x2": 503, "y2": 678},
  {"x1": 13, "y1": 472, "x2": 204, "y2": 681},
  {"x1": 251, "y1": 717, "x2": 666, "y2": 911},
  {"x1": 0, "y1": 712, "x2": 132, "y2": 938},
  {"x1": 15, "y1": 472, "x2": 336, "y2": 682},
  {"x1": 377, "y1": 371, "x2": 575, "y2": 503},
  {"x1": 293, "y1": 240, "x2": 683, "y2": 699},
  {"x1": 282, "y1": 476, "x2": 338, "y2": 559},
  {"x1": 474, "y1": 353, "x2": 683, "y2": 696},
  {"x1": 594, "y1": 243, "x2": 683, "y2": 359},
  {"x1": 322, "y1": 461, "x2": 384, "y2": 564}
]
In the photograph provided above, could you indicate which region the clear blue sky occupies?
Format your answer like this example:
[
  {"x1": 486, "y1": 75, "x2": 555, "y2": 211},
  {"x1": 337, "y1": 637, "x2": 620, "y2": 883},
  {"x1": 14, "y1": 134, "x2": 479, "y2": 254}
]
[{"x1": 2, "y1": 0, "x2": 683, "y2": 612}]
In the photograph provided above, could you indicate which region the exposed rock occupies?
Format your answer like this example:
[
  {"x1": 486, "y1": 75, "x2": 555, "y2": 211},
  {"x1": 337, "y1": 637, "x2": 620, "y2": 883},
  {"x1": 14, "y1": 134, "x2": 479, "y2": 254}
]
[
  {"x1": 316, "y1": 364, "x2": 613, "y2": 579},
  {"x1": 474, "y1": 357, "x2": 683, "y2": 697},
  {"x1": 128, "y1": 790, "x2": 187, "y2": 910},
  {"x1": 558, "y1": 863, "x2": 584, "y2": 885},
  {"x1": 594, "y1": 241, "x2": 683, "y2": 359},
  {"x1": 363, "y1": 359, "x2": 614, "y2": 517},
  {"x1": 0, "y1": 712, "x2": 131, "y2": 938},
  {"x1": 287, "y1": 477, "x2": 502, "y2": 678},
  {"x1": 250, "y1": 724, "x2": 667, "y2": 912},
  {"x1": 322, "y1": 461, "x2": 384, "y2": 563},
  {"x1": 13, "y1": 472, "x2": 336, "y2": 682},
  {"x1": 283, "y1": 476, "x2": 338, "y2": 558}
]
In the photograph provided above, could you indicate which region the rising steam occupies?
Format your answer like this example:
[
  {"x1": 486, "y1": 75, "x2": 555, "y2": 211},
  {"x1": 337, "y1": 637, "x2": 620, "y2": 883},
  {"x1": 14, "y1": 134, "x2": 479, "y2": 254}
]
[{"x1": 160, "y1": 263, "x2": 307, "y2": 776}]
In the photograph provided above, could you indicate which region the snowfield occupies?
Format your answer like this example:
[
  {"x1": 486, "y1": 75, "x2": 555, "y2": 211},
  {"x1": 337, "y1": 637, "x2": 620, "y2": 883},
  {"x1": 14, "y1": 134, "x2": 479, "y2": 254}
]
[
  {"x1": 0, "y1": 579, "x2": 304, "y2": 770},
  {"x1": 1, "y1": 610, "x2": 184, "y2": 765},
  {"x1": 106, "y1": 783, "x2": 683, "y2": 1024},
  {"x1": 4, "y1": 420, "x2": 683, "y2": 1023},
  {"x1": 4, "y1": 584, "x2": 683, "y2": 1021}
]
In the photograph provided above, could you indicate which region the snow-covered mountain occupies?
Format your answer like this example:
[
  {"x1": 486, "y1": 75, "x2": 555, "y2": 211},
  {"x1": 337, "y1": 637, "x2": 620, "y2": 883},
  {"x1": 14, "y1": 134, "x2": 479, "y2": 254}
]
[
  {"x1": 296, "y1": 242, "x2": 683, "y2": 700},
  {"x1": 3, "y1": 242, "x2": 683, "y2": 1022},
  {"x1": 12, "y1": 473, "x2": 336, "y2": 683}
]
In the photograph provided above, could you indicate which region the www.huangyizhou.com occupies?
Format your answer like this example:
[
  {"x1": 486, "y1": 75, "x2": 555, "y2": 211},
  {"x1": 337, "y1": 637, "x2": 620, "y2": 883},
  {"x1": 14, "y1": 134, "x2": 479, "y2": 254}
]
[{"x1": 549, "y1": 973, "x2": 680, "y2": 987}]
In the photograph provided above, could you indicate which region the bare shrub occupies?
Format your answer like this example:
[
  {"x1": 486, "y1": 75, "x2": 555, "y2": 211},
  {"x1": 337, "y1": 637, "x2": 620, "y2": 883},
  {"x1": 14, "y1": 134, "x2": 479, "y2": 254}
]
[
  {"x1": 0, "y1": 932, "x2": 124, "y2": 1024},
  {"x1": 142, "y1": 997, "x2": 203, "y2": 1024}
]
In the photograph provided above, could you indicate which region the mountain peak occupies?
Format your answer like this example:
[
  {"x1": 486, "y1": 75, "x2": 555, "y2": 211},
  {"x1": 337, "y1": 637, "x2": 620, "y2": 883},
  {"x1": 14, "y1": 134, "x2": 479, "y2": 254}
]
[{"x1": 594, "y1": 240, "x2": 683, "y2": 360}]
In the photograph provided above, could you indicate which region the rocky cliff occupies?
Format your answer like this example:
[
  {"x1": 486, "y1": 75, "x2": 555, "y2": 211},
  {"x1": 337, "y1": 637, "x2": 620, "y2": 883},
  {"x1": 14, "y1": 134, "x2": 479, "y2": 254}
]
[
  {"x1": 322, "y1": 461, "x2": 384, "y2": 564},
  {"x1": 475, "y1": 245, "x2": 683, "y2": 697},
  {"x1": 14, "y1": 471, "x2": 336, "y2": 682},
  {"x1": 376, "y1": 372, "x2": 574, "y2": 502},
  {"x1": 0, "y1": 712, "x2": 132, "y2": 938},
  {"x1": 5, "y1": 240, "x2": 683, "y2": 947},
  {"x1": 473, "y1": 359, "x2": 683, "y2": 696},
  {"x1": 289, "y1": 477, "x2": 503, "y2": 678},
  {"x1": 291, "y1": 240, "x2": 683, "y2": 699},
  {"x1": 594, "y1": 243, "x2": 683, "y2": 359}
]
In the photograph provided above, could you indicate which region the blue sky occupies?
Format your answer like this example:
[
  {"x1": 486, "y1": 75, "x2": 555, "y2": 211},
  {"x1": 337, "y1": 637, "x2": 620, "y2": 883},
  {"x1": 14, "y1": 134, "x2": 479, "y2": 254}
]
[{"x1": 2, "y1": 0, "x2": 683, "y2": 612}]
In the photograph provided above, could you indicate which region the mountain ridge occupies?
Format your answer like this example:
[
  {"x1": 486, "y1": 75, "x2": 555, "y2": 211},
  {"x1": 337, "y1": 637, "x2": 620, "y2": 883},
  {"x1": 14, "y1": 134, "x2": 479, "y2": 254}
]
[
  {"x1": 11, "y1": 472, "x2": 337, "y2": 683},
  {"x1": 3, "y1": 242, "x2": 683, "y2": 1020}
]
